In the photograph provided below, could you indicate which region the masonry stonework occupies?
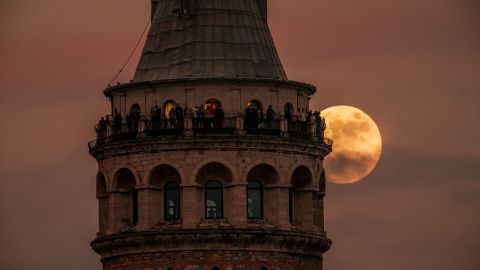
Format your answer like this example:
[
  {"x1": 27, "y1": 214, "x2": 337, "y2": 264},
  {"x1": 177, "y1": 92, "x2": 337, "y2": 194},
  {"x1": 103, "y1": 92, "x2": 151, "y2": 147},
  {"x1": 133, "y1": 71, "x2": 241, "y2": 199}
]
[{"x1": 89, "y1": 1, "x2": 332, "y2": 269}]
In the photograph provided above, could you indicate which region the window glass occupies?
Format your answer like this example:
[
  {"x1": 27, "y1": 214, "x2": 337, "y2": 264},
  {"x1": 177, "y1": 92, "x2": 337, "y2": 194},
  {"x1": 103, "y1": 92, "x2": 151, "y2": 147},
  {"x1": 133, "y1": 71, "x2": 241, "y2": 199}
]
[
  {"x1": 205, "y1": 181, "x2": 223, "y2": 219},
  {"x1": 164, "y1": 182, "x2": 181, "y2": 220},
  {"x1": 247, "y1": 181, "x2": 263, "y2": 219}
]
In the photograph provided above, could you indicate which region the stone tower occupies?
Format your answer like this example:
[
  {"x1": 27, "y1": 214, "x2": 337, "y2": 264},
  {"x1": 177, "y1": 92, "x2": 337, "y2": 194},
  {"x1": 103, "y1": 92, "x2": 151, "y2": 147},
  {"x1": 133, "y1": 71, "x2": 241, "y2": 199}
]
[{"x1": 89, "y1": 1, "x2": 332, "y2": 269}]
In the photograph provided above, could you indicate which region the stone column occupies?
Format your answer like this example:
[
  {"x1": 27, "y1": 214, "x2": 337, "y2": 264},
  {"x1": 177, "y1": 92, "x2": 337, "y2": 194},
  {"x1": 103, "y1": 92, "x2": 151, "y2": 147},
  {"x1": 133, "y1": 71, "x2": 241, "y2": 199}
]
[
  {"x1": 265, "y1": 185, "x2": 291, "y2": 229},
  {"x1": 293, "y1": 189, "x2": 315, "y2": 231},
  {"x1": 98, "y1": 195, "x2": 109, "y2": 233},
  {"x1": 137, "y1": 186, "x2": 162, "y2": 230},
  {"x1": 182, "y1": 184, "x2": 201, "y2": 228},
  {"x1": 108, "y1": 191, "x2": 132, "y2": 232},
  {"x1": 225, "y1": 182, "x2": 247, "y2": 228}
]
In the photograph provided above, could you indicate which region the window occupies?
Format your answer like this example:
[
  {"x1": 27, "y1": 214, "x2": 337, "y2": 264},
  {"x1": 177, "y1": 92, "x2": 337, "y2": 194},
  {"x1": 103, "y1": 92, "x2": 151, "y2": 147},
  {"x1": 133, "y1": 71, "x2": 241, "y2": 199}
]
[
  {"x1": 114, "y1": 168, "x2": 138, "y2": 225},
  {"x1": 247, "y1": 181, "x2": 263, "y2": 219},
  {"x1": 164, "y1": 182, "x2": 181, "y2": 220},
  {"x1": 132, "y1": 188, "x2": 139, "y2": 224},
  {"x1": 289, "y1": 188, "x2": 293, "y2": 223},
  {"x1": 205, "y1": 181, "x2": 223, "y2": 219}
]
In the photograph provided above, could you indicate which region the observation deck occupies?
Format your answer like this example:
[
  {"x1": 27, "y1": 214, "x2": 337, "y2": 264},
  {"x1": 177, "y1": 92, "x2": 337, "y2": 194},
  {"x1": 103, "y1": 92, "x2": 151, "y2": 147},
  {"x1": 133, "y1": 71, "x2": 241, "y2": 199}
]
[{"x1": 88, "y1": 115, "x2": 333, "y2": 154}]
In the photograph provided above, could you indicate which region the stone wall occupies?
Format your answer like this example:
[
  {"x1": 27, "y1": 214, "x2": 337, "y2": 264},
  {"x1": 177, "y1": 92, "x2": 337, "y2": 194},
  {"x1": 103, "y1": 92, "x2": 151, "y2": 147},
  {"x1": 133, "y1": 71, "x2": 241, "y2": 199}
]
[{"x1": 102, "y1": 250, "x2": 323, "y2": 270}]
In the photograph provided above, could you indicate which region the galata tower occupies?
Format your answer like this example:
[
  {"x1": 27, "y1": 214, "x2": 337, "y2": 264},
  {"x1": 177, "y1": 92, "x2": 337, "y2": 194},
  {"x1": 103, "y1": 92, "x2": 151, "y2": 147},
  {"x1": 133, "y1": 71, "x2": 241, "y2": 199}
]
[{"x1": 89, "y1": 1, "x2": 333, "y2": 269}]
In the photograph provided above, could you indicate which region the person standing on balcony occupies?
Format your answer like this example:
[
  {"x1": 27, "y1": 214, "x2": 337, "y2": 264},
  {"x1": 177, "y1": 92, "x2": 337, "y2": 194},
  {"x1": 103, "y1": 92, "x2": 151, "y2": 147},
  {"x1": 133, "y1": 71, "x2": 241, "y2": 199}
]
[
  {"x1": 266, "y1": 105, "x2": 275, "y2": 129},
  {"x1": 150, "y1": 106, "x2": 158, "y2": 130},
  {"x1": 113, "y1": 109, "x2": 122, "y2": 135},
  {"x1": 175, "y1": 105, "x2": 184, "y2": 129},
  {"x1": 258, "y1": 109, "x2": 265, "y2": 129},
  {"x1": 192, "y1": 106, "x2": 199, "y2": 128},
  {"x1": 215, "y1": 106, "x2": 225, "y2": 128},
  {"x1": 96, "y1": 117, "x2": 106, "y2": 143},
  {"x1": 168, "y1": 107, "x2": 175, "y2": 129}
]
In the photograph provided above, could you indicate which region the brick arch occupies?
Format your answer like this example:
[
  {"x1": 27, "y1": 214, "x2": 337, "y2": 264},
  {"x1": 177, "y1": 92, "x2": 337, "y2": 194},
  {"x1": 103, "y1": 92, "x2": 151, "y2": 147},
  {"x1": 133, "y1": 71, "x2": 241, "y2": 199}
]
[
  {"x1": 195, "y1": 162, "x2": 234, "y2": 185},
  {"x1": 191, "y1": 158, "x2": 237, "y2": 184},
  {"x1": 319, "y1": 168, "x2": 326, "y2": 193},
  {"x1": 288, "y1": 162, "x2": 315, "y2": 189},
  {"x1": 241, "y1": 161, "x2": 280, "y2": 184},
  {"x1": 96, "y1": 172, "x2": 108, "y2": 197},
  {"x1": 110, "y1": 164, "x2": 141, "y2": 189},
  {"x1": 96, "y1": 167, "x2": 110, "y2": 189},
  {"x1": 290, "y1": 165, "x2": 314, "y2": 189},
  {"x1": 144, "y1": 162, "x2": 185, "y2": 186},
  {"x1": 243, "y1": 163, "x2": 280, "y2": 186}
]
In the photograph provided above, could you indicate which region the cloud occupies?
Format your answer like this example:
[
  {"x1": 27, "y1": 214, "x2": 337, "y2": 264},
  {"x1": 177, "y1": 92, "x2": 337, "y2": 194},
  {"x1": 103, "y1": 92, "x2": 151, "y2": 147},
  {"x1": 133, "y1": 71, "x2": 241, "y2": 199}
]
[{"x1": 325, "y1": 145, "x2": 480, "y2": 270}]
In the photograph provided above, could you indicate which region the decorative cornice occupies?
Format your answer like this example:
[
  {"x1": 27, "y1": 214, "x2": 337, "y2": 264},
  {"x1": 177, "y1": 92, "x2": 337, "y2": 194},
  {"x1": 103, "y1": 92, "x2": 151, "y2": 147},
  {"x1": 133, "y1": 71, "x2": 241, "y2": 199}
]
[
  {"x1": 89, "y1": 135, "x2": 331, "y2": 161},
  {"x1": 92, "y1": 228, "x2": 332, "y2": 260}
]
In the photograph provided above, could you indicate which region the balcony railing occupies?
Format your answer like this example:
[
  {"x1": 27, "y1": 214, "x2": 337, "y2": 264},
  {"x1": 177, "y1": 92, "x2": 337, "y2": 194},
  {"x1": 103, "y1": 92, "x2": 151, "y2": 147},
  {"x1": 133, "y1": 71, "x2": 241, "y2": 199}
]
[{"x1": 89, "y1": 116, "x2": 332, "y2": 150}]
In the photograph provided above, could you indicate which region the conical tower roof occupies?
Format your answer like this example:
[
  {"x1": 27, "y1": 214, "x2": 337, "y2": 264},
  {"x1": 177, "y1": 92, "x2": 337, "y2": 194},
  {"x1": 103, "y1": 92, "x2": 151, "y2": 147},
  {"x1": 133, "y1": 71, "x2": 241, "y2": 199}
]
[{"x1": 134, "y1": 0, "x2": 287, "y2": 82}]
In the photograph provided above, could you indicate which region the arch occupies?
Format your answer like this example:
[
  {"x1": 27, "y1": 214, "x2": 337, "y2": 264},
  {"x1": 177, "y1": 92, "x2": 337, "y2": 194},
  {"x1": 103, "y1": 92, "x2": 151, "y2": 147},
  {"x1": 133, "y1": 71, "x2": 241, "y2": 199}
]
[
  {"x1": 245, "y1": 99, "x2": 264, "y2": 130},
  {"x1": 148, "y1": 164, "x2": 182, "y2": 187},
  {"x1": 319, "y1": 169, "x2": 326, "y2": 193},
  {"x1": 96, "y1": 172, "x2": 108, "y2": 233},
  {"x1": 163, "y1": 100, "x2": 179, "y2": 119},
  {"x1": 290, "y1": 165, "x2": 315, "y2": 227},
  {"x1": 205, "y1": 180, "x2": 223, "y2": 219},
  {"x1": 112, "y1": 168, "x2": 138, "y2": 225},
  {"x1": 111, "y1": 164, "x2": 141, "y2": 188},
  {"x1": 203, "y1": 98, "x2": 222, "y2": 110},
  {"x1": 129, "y1": 103, "x2": 141, "y2": 115},
  {"x1": 245, "y1": 163, "x2": 279, "y2": 186},
  {"x1": 284, "y1": 102, "x2": 294, "y2": 114},
  {"x1": 291, "y1": 165, "x2": 314, "y2": 189},
  {"x1": 247, "y1": 99, "x2": 263, "y2": 112},
  {"x1": 113, "y1": 168, "x2": 136, "y2": 190},
  {"x1": 96, "y1": 172, "x2": 107, "y2": 198},
  {"x1": 202, "y1": 99, "x2": 223, "y2": 128},
  {"x1": 261, "y1": 267, "x2": 268, "y2": 270},
  {"x1": 195, "y1": 162, "x2": 234, "y2": 185},
  {"x1": 212, "y1": 267, "x2": 221, "y2": 270},
  {"x1": 144, "y1": 162, "x2": 185, "y2": 185}
]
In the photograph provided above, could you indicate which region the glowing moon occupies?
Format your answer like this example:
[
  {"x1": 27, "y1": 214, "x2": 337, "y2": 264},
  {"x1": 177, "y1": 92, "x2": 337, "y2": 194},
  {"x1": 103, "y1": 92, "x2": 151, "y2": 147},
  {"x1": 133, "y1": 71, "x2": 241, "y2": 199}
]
[{"x1": 321, "y1": 105, "x2": 382, "y2": 184}]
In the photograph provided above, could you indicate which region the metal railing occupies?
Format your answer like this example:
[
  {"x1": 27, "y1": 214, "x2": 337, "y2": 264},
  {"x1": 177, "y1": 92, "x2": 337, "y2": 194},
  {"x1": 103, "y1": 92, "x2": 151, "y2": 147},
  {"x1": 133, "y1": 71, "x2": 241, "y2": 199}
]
[
  {"x1": 89, "y1": 116, "x2": 332, "y2": 149},
  {"x1": 193, "y1": 118, "x2": 236, "y2": 135}
]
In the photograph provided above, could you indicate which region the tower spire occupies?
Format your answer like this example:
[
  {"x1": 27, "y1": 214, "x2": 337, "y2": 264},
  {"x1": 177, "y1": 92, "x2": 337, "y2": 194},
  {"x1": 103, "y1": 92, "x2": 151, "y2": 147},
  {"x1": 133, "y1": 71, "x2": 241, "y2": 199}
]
[{"x1": 135, "y1": 0, "x2": 286, "y2": 82}]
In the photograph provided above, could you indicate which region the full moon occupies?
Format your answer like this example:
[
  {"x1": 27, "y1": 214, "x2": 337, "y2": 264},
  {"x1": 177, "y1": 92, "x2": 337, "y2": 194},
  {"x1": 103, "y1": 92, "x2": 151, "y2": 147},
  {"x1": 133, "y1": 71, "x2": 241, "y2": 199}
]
[{"x1": 321, "y1": 106, "x2": 382, "y2": 184}]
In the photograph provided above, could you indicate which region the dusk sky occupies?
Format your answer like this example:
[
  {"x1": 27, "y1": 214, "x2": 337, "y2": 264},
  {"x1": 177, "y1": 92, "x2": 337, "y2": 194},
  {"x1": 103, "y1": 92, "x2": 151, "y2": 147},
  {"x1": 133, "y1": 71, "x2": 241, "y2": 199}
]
[{"x1": 1, "y1": 0, "x2": 479, "y2": 269}]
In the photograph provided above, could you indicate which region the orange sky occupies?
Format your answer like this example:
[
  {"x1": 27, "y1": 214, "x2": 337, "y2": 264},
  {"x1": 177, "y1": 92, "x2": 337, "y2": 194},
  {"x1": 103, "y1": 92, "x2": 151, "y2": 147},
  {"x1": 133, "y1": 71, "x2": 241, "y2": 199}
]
[{"x1": 1, "y1": 1, "x2": 479, "y2": 269}]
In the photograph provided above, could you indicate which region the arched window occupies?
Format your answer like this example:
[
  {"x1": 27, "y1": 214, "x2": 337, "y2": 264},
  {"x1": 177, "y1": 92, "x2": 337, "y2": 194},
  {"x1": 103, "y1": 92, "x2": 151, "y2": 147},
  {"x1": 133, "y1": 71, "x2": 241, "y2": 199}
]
[
  {"x1": 247, "y1": 181, "x2": 263, "y2": 219},
  {"x1": 113, "y1": 168, "x2": 138, "y2": 226},
  {"x1": 128, "y1": 104, "x2": 142, "y2": 133},
  {"x1": 163, "y1": 100, "x2": 178, "y2": 119},
  {"x1": 246, "y1": 164, "x2": 279, "y2": 223},
  {"x1": 149, "y1": 165, "x2": 182, "y2": 223},
  {"x1": 261, "y1": 267, "x2": 268, "y2": 270},
  {"x1": 205, "y1": 181, "x2": 223, "y2": 219},
  {"x1": 290, "y1": 166, "x2": 314, "y2": 226},
  {"x1": 129, "y1": 103, "x2": 141, "y2": 115},
  {"x1": 212, "y1": 267, "x2": 220, "y2": 270},
  {"x1": 245, "y1": 100, "x2": 264, "y2": 130},
  {"x1": 284, "y1": 103, "x2": 295, "y2": 131},
  {"x1": 203, "y1": 99, "x2": 223, "y2": 129},
  {"x1": 96, "y1": 173, "x2": 108, "y2": 233},
  {"x1": 164, "y1": 181, "x2": 181, "y2": 220},
  {"x1": 248, "y1": 99, "x2": 263, "y2": 112}
]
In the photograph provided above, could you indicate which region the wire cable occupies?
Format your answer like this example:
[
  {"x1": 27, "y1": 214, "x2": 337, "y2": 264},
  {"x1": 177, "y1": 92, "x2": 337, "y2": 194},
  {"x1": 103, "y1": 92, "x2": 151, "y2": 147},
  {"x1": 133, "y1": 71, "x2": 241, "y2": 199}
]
[{"x1": 108, "y1": 18, "x2": 151, "y2": 86}]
